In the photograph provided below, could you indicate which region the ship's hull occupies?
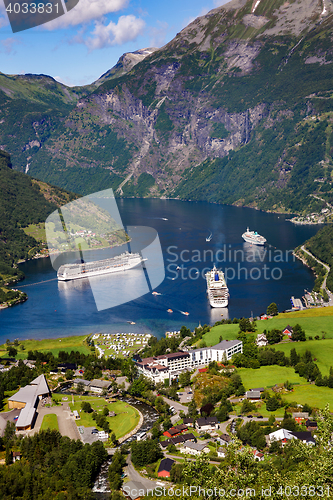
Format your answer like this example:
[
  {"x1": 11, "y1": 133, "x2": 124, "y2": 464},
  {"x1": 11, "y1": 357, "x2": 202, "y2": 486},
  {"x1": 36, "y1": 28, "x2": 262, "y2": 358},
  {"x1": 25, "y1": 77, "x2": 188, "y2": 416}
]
[
  {"x1": 207, "y1": 292, "x2": 229, "y2": 308},
  {"x1": 57, "y1": 253, "x2": 143, "y2": 281}
]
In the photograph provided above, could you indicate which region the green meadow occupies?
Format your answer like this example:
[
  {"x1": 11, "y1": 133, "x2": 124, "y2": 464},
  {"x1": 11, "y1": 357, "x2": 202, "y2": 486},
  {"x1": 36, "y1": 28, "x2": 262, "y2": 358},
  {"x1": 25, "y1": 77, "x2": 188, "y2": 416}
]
[
  {"x1": 41, "y1": 414, "x2": 59, "y2": 431},
  {"x1": 66, "y1": 396, "x2": 140, "y2": 439},
  {"x1": 238, "y1": 366, "x2": 305, "y2": 390},
  {"x1": 277, "y1": 339, "x2": 333, "y2": 376},
  {"x1": 0, "y1": 334, "x2": 91, "y2": 359}
]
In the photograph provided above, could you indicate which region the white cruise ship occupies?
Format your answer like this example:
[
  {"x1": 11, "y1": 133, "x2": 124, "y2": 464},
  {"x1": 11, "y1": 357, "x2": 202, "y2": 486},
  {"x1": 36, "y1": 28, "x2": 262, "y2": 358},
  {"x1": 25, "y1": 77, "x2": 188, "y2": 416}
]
[
  {"x1": 57, "y1": 252, "x2": 144, "y2": 281},
  {"x1": 242, "y1": 227, "x2": 266, "y2": 245},
  {"x1": 205, "y1": 265, "x2": 229, "y2": 308}
]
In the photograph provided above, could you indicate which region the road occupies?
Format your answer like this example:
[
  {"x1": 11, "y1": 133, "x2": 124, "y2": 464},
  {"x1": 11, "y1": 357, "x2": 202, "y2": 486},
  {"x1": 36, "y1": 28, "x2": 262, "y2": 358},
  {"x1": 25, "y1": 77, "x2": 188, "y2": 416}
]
[
  {"x1": 301, "y1": 245, "x2": 333, "y2": 304},
  {"x1": 28, "y1": 401, "x2": 81, "y2": 440},
  {"x1": 125, "y1": 454, "x2": 159, "y2": 490},
  {"x1": 160, "y1": 395, "x2": 188, "y2": 413}
]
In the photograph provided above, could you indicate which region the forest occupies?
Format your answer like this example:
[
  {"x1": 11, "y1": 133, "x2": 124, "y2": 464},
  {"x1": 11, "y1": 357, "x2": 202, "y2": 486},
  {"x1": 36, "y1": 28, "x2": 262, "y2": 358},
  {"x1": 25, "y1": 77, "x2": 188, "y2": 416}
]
[
  {"x1": 0, "y1": 149, "x2": 76, "y2": 301},
  {"x1": 0, "y1": 429, "x2": 107, "y2": 499}
]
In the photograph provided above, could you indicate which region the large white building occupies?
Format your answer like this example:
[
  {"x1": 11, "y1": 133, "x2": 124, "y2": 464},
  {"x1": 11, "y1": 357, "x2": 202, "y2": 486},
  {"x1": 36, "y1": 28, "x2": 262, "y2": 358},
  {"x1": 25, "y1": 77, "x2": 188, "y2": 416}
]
[{"x1": 135, "y1": 340, "x2": 242, "y2": 383}]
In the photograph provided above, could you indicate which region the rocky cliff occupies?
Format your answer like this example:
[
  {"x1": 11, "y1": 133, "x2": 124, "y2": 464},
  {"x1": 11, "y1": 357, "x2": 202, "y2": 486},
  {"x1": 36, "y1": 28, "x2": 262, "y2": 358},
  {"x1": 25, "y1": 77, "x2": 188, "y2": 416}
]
[{"x1": 2, "y1": 0, "x2": 333, "y2": 214}]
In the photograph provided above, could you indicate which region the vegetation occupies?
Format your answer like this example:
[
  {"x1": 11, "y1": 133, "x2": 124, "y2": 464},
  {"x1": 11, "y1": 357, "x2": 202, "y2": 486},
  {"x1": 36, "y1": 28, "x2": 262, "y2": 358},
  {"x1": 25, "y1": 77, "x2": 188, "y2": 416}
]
[
  {"x1": 130, "y1": 439, "x2": 163, "y2": 467},
  {"x1": 0, "y1": 429, "x2": 108, "y2": 499},
  {"x1": 302, "y1": 225, "x2": 333, "y2": 292},
  {"x1": 0, "y1": 150, "x2": 77, "y2": 305},
  {"x1": 40, "y1": 414, "x2": 59, "y2": 431}
]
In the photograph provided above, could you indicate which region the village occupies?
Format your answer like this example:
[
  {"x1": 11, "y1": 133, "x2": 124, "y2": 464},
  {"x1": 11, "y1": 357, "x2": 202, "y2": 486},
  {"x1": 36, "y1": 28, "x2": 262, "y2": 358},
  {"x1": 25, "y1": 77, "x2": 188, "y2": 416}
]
[{"x1": 1, "y1": 305, "x2": 333, "y2": 497}]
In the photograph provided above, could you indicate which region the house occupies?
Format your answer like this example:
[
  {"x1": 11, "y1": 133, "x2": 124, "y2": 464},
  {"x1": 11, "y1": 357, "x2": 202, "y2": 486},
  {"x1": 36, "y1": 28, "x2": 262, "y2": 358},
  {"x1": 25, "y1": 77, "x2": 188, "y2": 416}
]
[
  {"x1": 268, "y1": 428, "x2": 315, "y2": 446},
  {"x1": 292, "y1": 412, "x2": 309, "y2": 424},
  {"x1": 282, "y1": 325, "x2": 293, "y2": 338},
  {"x1": 195, "y1": 416, "x2": 218, "y2": 432},
  {"x1": 158, "y1": 458, "x2": 175, "y2": 478},
  {"x1": 291, "y1": 432, "x2": 316, "y2": 445},
  {"x1": 163, "y1": 427, "x2": 181, "y2": 438},
  {"x1": 8, "y1": 375, "x2": 50, "y2": 431},
  {"x1": 73, "y1": 378, "x2": 91, "y2": 390},
  {"x1": 245, "y1": 390, "x2": 261, "y2": 401},
  {"x1": 160, "y1": 433, "x2": 195, "y2": 448},
  {"x1": 122, "y1": 481, "x2": 152, "y2": 500},
  {"x1": 253, "y1": 450, "x2": 264, "y2": 461},
  {"x1": 12, "y1": 451, "x2": 21, "y2": 462},
  {"x1": 183, "y1": 418, "x2": 194, "y2": 427},
  {"x1": 218, "y1": 434, "x2": 232, "y2": 446},
  {"x1": 268, "y1": 428, "x2": 295, "y2": 445},
  {"x1": 217, "y1": 447, "x2": 227, "y2": 458},
  {"x1": 89, "y1": 379, "x2": 112, "y2": 394},
  {"x1": 256, "y1": 334, "x2": 268, "y2": 347},
  {"x1": 306, "y1": 420, "x2": 318, "y2": 430},
  {"x1": 181, "y1": 441, "x2": 209, "y2": 455}
]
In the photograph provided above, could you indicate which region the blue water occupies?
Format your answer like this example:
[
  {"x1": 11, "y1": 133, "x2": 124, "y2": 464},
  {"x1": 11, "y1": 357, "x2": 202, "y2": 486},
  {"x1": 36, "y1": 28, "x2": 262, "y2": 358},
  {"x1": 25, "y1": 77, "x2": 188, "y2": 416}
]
[{"x1": 0, "y1": 199, "x2": 321, "y2": 343}]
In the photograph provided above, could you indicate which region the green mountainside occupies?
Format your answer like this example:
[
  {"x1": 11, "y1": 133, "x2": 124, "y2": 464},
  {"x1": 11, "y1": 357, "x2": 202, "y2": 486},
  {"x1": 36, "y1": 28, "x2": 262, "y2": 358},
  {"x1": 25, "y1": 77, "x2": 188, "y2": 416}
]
[
  {"x1": 301, "y1": 224, "x2": 333, "y2": 291},
  {"x1": 2, "y1": 0, "x2": 333, "y2": 213},
  {"x1": 0, "y1": 150, "x2": 76, "y2": 303}
]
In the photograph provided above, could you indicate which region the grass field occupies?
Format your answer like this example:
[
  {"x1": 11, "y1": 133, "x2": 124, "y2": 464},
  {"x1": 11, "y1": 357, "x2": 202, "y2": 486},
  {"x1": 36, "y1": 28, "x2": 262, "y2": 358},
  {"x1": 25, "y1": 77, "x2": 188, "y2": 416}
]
[
  {"x1": 23, "y1": 223, "x2": 47, "y2": 242},
  {"x1": 40, "y1": 414, "x2": 59, "y2": 431},
  {"x1": 202, "y1": 307, "x2": 333, "y2": 347},
  {"x1": 235, "y1": 365, "x2": 333, "y2": 410},
  {"x1": 277, "y1": 339, "x2": 333, "y2": 376},
  {"x1": 68, "y1": 396, "x2": 140, "y2": 439},
  {"x1": 282, "y1": 384, "x2": 333, "y2": 409},
  {"x1": 238, "y1": 365, "x2": 305, "y2": 389},
  {"x1": 0, "y1": 334, "x2": 91, "y2": 359}
]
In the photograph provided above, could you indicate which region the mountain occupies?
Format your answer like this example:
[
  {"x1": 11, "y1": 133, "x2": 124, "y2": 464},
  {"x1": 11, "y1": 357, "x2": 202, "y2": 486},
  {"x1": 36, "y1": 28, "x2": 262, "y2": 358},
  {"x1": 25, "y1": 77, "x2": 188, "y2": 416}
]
[
  {"x1": 92, "y1": 47, "x2": 158, "y2": 87},
  {"x1": 2, "y1": 0, "x2": 333, "y2": 213},
  {"x1": 0, "y1": 149, "x2": 76, "y2": 301}
]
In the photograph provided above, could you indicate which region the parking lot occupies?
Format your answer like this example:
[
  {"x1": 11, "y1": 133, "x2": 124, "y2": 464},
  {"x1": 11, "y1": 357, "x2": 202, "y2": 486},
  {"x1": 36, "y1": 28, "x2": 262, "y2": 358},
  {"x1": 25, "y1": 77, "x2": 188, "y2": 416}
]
[{"x1": 177, "y1": 391, "x2": 193, "y2": 404}]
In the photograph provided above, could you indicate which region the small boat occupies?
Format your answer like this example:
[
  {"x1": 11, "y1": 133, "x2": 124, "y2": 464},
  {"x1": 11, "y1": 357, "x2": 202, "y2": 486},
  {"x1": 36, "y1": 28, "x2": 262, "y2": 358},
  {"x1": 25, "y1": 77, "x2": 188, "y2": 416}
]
[
  {"x1": 206, "y1": 232, "x2": 212, "y2": 242},
  {"x1": 167, "y1": 309, "x2": 173, "y2": 313},
  {"x1": 180, "y1": 311, "x2": 189, "y2": 316},
  {"x1": 176, "y1": 266, "x2": 181, "y2": 270},
  {"x1": 127, "y1": 321, "x2": 136, "y2": 324},
  {"x1": 161, "y1": 218, "x2": 168, "y2": 221},
  {"x1": 152, "y1": 291, "x2": 160, "y2": 296}
]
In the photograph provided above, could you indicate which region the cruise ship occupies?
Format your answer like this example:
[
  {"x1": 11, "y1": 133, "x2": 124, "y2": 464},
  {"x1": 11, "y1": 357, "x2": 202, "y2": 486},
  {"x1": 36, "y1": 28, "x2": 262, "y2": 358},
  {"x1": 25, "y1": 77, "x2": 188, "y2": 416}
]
[
  {"x1": 205, "y1": 265, "x2": 229, "y2": 308},
  {"x1": 57, "y1": 252, "x2": 144, "y2": 281},
  {"x1": 242, "y1": 227, "x2": 266, "y2": 245}
]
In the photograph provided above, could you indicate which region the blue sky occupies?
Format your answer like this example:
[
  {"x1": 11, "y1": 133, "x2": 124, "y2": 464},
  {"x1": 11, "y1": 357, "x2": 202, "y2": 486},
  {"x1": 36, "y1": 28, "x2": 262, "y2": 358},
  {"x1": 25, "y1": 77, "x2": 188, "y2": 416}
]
[{"x1": 0, "y1": 0, "x2": 228, "y2": 86}]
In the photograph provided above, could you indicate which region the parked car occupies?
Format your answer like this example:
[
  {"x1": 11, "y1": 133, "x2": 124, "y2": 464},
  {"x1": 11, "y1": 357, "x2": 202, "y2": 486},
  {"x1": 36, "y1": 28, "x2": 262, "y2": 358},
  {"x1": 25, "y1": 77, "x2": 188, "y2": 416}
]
[{"x1": 91, "y1": 429, "x2": 98, "y2": 434}]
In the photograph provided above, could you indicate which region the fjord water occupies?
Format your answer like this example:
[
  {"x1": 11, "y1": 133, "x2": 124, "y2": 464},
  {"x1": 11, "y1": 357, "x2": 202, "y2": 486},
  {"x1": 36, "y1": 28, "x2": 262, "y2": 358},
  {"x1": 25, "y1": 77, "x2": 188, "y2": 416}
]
[{"x1": 0, "y1": 199, "x2": 320, "y2": 343}]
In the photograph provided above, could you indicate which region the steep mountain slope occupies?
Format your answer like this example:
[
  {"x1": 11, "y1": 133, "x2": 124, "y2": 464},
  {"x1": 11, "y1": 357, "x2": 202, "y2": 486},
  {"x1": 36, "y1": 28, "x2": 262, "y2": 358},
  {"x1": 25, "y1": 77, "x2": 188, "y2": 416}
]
[
  {"x1": 0, "y1": 150, "x2": 76, "y2": 294},
  {"x1": 3, "y1": 0, "x2": 333, "y2": 213}
]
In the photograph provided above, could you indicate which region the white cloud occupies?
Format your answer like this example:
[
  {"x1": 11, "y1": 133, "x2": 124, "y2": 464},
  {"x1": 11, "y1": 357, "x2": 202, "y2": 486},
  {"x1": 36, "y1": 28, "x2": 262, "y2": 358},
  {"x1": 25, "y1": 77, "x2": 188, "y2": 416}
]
[
  {"x1": 85, "y1": 15, "x2": 145, "y2": 51},
  {"x1": 44, "y1": 0, "x2": 129, "y2": 30},
  {"x1": 1, "y1": 37, "x2": 21, "y2": 54}
]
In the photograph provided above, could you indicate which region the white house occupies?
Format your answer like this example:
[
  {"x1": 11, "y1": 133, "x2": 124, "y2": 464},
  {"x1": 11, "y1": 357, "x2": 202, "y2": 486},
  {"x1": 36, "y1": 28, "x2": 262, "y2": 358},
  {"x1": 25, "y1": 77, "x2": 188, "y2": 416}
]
[{"x1": 181, "y1": 441, "x2": 209, "y2": 455}]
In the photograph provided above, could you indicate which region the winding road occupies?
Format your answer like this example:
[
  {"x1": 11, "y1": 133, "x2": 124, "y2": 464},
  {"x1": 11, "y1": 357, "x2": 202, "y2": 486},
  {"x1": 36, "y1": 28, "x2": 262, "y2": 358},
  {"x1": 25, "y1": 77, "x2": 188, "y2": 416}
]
[{"x1": 301, "y1": 245, "x2": 333, "y2": 305}]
